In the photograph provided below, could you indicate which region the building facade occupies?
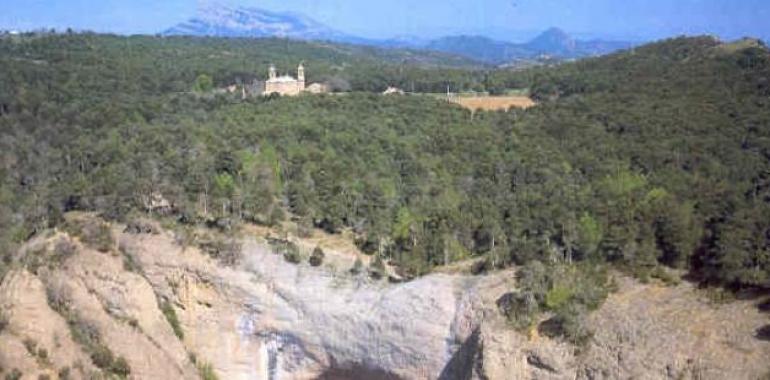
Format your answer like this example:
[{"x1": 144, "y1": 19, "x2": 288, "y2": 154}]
[
  {"x1": 306, "y1": 82, "x2": 329, "y2": 94},
  {"x1": 264, "y1": 63, "x2": 306, "y2": 96}
]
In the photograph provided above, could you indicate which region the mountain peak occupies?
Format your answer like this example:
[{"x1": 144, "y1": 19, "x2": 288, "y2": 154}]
[
  {"x1": 164, "y1": 3, "x2": 351, "y2": 41},
  {"x1": 541, "y1": 27, "x2": 570, "y2": 37},
  {"x1": 164, "y1": 5, "x2": 634, "y2": 64},
  {"x1": 527, "y1": 27, "x2": 576, "y2": 54}
]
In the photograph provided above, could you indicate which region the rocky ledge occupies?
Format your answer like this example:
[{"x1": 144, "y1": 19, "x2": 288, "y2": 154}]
[{"x1": 0, "y1": 216, "x2": 768, "y2": 379}]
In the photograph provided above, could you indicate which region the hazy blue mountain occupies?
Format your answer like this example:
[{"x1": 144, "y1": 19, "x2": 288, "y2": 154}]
[
  {"x1": 164, "y1": 5, "x2": 635, "y2": 65},
  {"x1": 574, "y1": 39, "x2": 639, "y2": 57},
  {"x1": 426, "y1": 35, "x2": 532, "y2": 63},
  {"x1": 164, "y1": 3, "x2": 369, "y2": 44},
  {"x1": 427, "y1": 28, "x2": 636, "y2": 64},
  {"x1": 374, "y1": 35, "x2": 432, "y2": 49},
  {"x1": 526, "y1": 27, "x2": 577, "y2": 55}
]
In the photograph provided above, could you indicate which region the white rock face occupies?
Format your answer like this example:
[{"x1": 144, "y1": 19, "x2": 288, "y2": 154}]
[
  {"x1": 1, "y1": 219, "x2": 768, "y2": 380},
  {"x1": 133, "y1": 233, "x2": 487, "y2": 379}
]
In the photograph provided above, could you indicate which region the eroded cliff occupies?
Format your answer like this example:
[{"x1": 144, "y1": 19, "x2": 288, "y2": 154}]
[{"x1": 0, "y1": 215, "x2": 767, "y2": 379}]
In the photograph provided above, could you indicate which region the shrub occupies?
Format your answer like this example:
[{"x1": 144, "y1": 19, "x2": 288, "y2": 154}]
[
  {"x1": 45, "y1": 283, "x2": 73, "y2": 314},
  {"x1": 52, "y1": 237, "x2": 77, "y2": 263},
  {"x1": 650, "y1": 266, "x2": 681, "y2": 286},
  {"x1": 123, "y1": 218, "x2": 158, "y2": 234},
  {"x1": 757, "y1": 325, "x2": 770, "y2": 341},
  {"x1": 23, "y1": 338, "x2": 37, "y2": 355},
  {"x1": 516, "y1": 261, "x2": 550, "y2": 302},
  {"x1": 0, "y1": 257, "x2": 8, "y2": 283},
  {"x1": 119, "y1": 241, "x2": 143, "y2": 273},
  {"x1": 5, "y1": 369, "x2": 22, "y2": 380},
  {"x1": 355, "y1": 233, "x2": 379, "y2": 255},
  {"x1": 63, "y1": 218, "x2": 114, "y2": 253},
  {"x1": 0, "y1": 310, "x2": 8, "y2": 333},
  {"x1": 269, "y1": 207, "x2": 285, "y2": 227},
  {"x1": 702, "y1": 287, "x2": 736, "y2": 304},
  {"x1": 205, "y1": 217, "x2": 234, "y2": 232},
  {"x1": 470, "y1": 258, "x2": 490, "y2": 275},
  {"x1": 350, "y1": 258, "x2": 363, "y2": 275},
  {"x1": 88, "y1": 343, "x2": 130, "y2": 377},
  {"x1": 37, "y1": 347, "x2": 49, "y2": 364},
  {"x1": 161, "y1": 302, "x2": 184, "y2": 340},
  {"x1": 198, "y1": 236, "x2": 242, "y2": 266},
  {"x1": 58, "y1": 367, "x2": 71, "y2": 380},
  {"x1": 92, "y1": 223, "x2": 115, "y2": 252},
  {"x1": 568, "y1": 264, "x2": 611, "y2": 310},
  {"x1": 267, "y1": 237, "x2": 304, "y2": 265},
  {"x1": 111, "y1": 356, "x2": 131, "y2": 377},
  {"x1": 174, "y1": 227, "x2": 196, "y2": 248},
  {"x1": 497, "y1": 291, "x2": 539, "y2": 330},
  {"x1": 283, "y1": 244, "x2": 302, "y2": 264},
  {"x1": 23, "y1": 246, "x2": 47, "y2": 273},
  {"x1": 193, "y1": 74, "x2": 214, "y2": 93},
  {"x1": 501, "y1": 262, "x2": 610, "y2": 343},
  {"x1": 759, "y1": 298, "x2": 770, "y2": 312},
  {"x1": 69, "y1": 317, "x2": 100, "y2": 347},
  {"x1": 309, "y1": 246, "x2": 325, "y2": 267},
  {"x1": 369, "y1": 255, "x2": 386, "y2": 280},
  {"x1": 544, "y1": 285, "x2": 573, "y2": 311},
  {"x1": 296, "y1": 217, "x2": 314, "y2": 239},
  {"x1": 198, "y1": 362, "x2": 219, "y2": 380},
  {"x1": 90, "y1": 344, "x2": 115, "y2": 370},
  {"x1": 56, "y1": 312, "x2": 130, "y2": 377},
  {"x1": 538, "y1": 303, "x2": 592, "y2": 346}
]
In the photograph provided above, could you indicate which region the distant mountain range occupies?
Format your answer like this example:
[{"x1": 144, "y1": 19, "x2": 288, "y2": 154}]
[
  {"x1": 164, "y1": 4, "x2": 638, "y2": 65},
  {"x1": 164, "y1": 4, "x2": 361, "y2": 42},
  {"x1": 427, "y1": 28, "x2": 636, "y2": 64}
]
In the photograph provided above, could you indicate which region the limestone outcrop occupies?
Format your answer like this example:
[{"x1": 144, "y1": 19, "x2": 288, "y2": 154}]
[{"x1": 0, "y1": 217, "x2": 767, "y2": 379}]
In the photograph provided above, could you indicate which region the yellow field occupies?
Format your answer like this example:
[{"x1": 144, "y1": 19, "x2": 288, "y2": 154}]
[{"x1": 451, "y1": 96, "x2": 536, "y2": 111}]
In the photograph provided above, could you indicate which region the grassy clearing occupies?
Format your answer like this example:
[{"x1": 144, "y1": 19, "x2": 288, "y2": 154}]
[{"x1": 450, "y1": 96, "x2": 536, "y2": 111}]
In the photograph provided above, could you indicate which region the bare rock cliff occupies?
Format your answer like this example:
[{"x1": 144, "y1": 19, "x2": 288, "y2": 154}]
[{"x1": 0, "y1": 218, "x2": 767, "y2": 379}]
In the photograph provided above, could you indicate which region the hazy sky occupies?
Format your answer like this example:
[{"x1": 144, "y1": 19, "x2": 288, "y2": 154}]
[{"x1": 1, "y1": 0, "x2": 768, "y2": 42}]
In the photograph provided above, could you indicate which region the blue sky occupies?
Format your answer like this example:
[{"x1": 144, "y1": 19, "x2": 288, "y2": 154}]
[{"x1": 1, "y1": 0, "x2": 768, "y2": 42}]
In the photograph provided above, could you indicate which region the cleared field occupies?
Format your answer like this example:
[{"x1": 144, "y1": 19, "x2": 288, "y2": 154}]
[{"x1": 451, "y1": 96, "x2": 536, "y2": 111}]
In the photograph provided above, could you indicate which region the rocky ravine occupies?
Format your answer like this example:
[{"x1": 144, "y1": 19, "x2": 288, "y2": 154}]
[{"x1": 1, "y1": 217, "x2": 768, "y2": 379}]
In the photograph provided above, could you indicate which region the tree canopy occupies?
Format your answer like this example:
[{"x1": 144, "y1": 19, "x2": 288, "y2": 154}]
[{"x1": 1, "y1": 33, "x2": 769, "y2": 289}]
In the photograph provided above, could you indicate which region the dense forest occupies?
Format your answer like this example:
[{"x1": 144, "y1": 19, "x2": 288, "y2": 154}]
[
  {"x1": 0, "y1": 32, "x2": 495, "y2": 98},
  {"x1": 1, "y1": 31, "x2": 769, "y2": 313}
]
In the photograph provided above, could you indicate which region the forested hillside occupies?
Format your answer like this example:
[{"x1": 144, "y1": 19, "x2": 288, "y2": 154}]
[
  {"x1": 512, "y1": 36, "x2": 770, "y2": 288},
  {"x1": 0, "y1": 32, "x2": 487, "y2": 98},
  {"x1": 1, "y1": 33, "x2": 768, "y2": 296}
]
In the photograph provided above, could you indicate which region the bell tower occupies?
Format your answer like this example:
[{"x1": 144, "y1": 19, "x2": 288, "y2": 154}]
[
  {"x1": 269, "y1": 64, "x2": 277, "y2": 80},
  {"x1": 297, "y1": 62, "x2": 306, "y2": 91}
]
